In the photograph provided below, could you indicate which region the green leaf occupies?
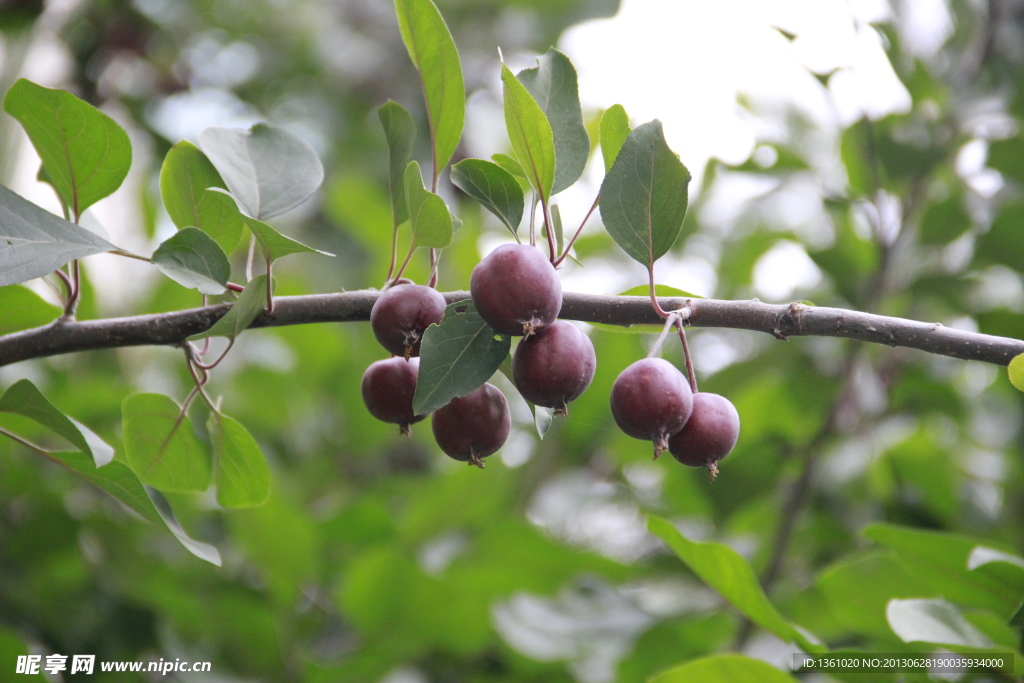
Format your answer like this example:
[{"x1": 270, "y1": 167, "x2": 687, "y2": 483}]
[
  {"x1": 886, "y1": 598, "x2": 996, "y2": 649},
  {"x1": 517, "y1": 48, "x2": 590, "y2": 195},
  {"x1": 378, "y1": 100, "x2": 417, "y2": 227},
  {"x1": 151, "y1": 227, "x2": 231, "y2": 295},
  {"x1": 413, "y1": 300, "x2": 511, "y2": 415},
  {"x1": 974, "y1": 203, "x2": 1024, "y2": 272},
  {"x1": 190, "y1": 275, "x2": 270, "y2": 341},
  {"x1": 987, "y1": 136, "x2": 1024, "y2": 185},
  {"x1": 491, "y1": 152, "x2": 532, "y2": 193},
  {"x1": 647, "y1": 516, "x2": 823, "y2": 652},
  {"x1": 600, "y1": 104, "x2": 631, "y2": 173},
  {"x1": 197, "y1": 123, "x2": 324, "y2": 220},
  {"x1": 599, "y1": 120, "x2": 691, "y2": 268},
  {"x1": 394, "y1": 0, "x2": 464, "y2": 179},
  {"x1": 649, "y1": 654, "x2": 799, "y2": 683},
  {"x1": 0, "y1": 285, "x2": 60, "y2": 334},
  {"x1": 159, "y1": 140, "x2": 244, "y2": 253},
  {"x1": 209, "y1": 414, "x2": 271, "y2": 508},
  {"x1": 919, "y1": 192, "x2": 969, "y2": 245},
  {"x1": 0, "y1": 183, "x2": 115, "y2": 286},
  {"x1": 0, "y1": 379, "x2": 95, "y2": 461},
  {"x1": 241, "y1": 215, "x2": 334, "y2": 262},
  {"x1": 121, "y1": 393, "x2": 211, "y2": 493},
  {"x1": 863, "y1": 524, "x2": 1024, "y2": 618},
  {"x1": 501, "y1": 62, "x2": 556, "y2": 203},
  {"x1": 3, "y1": 78, "x2": 131, "y2": 219},
  {"x1": 404, "y1": 161, "x2": 453, "y2": 249},
  {"x1": 1008, "y1": 354, "x2": 1024, "y2": 393},
  {"x1": 450, "y1": 158, "x2": 524, "y2": 239}
]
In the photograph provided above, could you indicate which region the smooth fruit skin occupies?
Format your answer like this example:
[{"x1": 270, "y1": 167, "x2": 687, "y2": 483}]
[
  {"x1": 610, "y1": 358, "x2": 693, "y2": 458},
  {"x1": 512, "y1": 320, "x2": 596, "y2": 415},
  {"x1": 370, "y1": 283, "x2": 447, "y2": 358},
  {"x1": 668, "y1": 392, "x2": 740, "y2": 480},
  {"x1": 431, "y1": 383, "x2": 511, "y2": 468},
  {"x1": 361, "y1": 357, "x2": 425, "y2": 435},
  {"x1": 470, "y1": 244, "x2": 562, "y2": 336}
]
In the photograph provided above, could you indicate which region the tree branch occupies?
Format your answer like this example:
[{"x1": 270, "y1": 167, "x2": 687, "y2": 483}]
[{"x1": 0, "y1": 291, "x2": 1020, "y2": 368}]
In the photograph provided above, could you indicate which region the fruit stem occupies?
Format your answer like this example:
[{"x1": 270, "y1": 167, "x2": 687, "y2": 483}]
[
  {"x1": 245, "y1": 235, "x2": 256, "y2": 282},
  {"x1": 553, "y1": 194, "x2": 599, "y2": 267},
  {"x1": 427, "y1": 249, "x2": 440, "y2": 288},
  {"x1": 676, "y1": 318, "x2": 698, "y2": 394},
  {"x1": 393, "y1": 240, "x2": 417, "y2": 282},
  {"x1": 541, "y1": 198, "x2": 557, "y2": 263},
  {"x1": 647, "y1": 313, "x2": 679, "y2": 359},
  {"x1": 529, "y1": 193, "x2": 538, "y2": 247},
  {"x1": 647, "y1": 265, "x2": 672, "y2": 319}
]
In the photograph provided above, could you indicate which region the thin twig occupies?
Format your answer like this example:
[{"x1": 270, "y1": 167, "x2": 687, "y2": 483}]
[{"x1": 554, "y1": 195, "x2": 599, "y2": 267}]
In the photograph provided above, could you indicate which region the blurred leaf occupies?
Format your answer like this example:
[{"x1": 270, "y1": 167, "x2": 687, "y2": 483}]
[
  {"x1": 395, "y1": 0, "x2": 464, "y2": 179},
  {"x1": 987, "y1": 136, "x2": 1024, "y2": 185},
  {"x1": 919, "y1": 192, "x2": 969, "y2": 245},
  {"x1": 404, "y1": 161, "x2": 454, "y2": 249},
  {"x1": 0, "y1": 379, "x2": 95, "y2": 461},
  {"x1": 599, "y1": 120, "x2": 690, "y2": 268},
  {"x1": 3, "y1": 78, "x2": 131, "y2": 218},
  {"x1": 209, "y1": 414, "x2": 271, "y2": 508},
  {"x1": 242, "y1": 215, "x2": 333, "y2": 262},
  {"x1": 413, "y1": 300, "x2": 510, "y2": 414},
  {"x1": 190, "y1": 275, "x2": 269, "y2": 341},
  {"x1": 198, "y1": 123, "x2": 324, "y2": 220},
  {"x1": 451, "y1": 158, "x2": 524, "y2": 239},
  {"x1": 974, "y1": 204, "x2": 1024, "y2": 271},
  {"x1": 501, "y1": 62, "x2": 555, "y2": 202},
  {"x1": 517, "y1": 48, "x2": 590, "y2": 195},
  {"x1": 0, "y1": 628, "x2": 46, "y2": 680},
  {"x1": 648, "y1": 516, "x2": 823, "y2": 652},
  {"x1": 0, "y1": 183, "x2": 116, "y2": 287},
  {"x1": 599, "y1": 103, "x2": 631, "y2": 173},
  {"x1": 886, "y1": 598, "x2": 998, "y2": 649},
  {"x1": 152, "y1": 227, "x2": 230, "y2": 295},
  {"x1": 841, "y1": 118, "x2": 874, "y2": 195},
  {"x1": 378, "y1": 100, "x2": 417, "y2": 227},
  {"x1": 121, "y1": 393, "x2": 211, "y2": 493},
  {"x1": 809, "y1": 200, "x2": 878, "y2": 305},
  {"x1": 650, "y1": 654, "x2": 798, "y2": 683},
  {"x1": 159, "y1": 140, "x2": 244, "y2": 253},
  {"x1": 863, "y1": 524, "x2": 1024, "y2": 618},
  {"x1": 0, "y1": 285, "x2": 59, "y2": 334}
]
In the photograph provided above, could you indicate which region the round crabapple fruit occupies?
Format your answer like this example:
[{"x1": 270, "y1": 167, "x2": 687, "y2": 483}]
[
  {"x1": 512, "y1": 320, "x2": 595, "y2": 416},
  {"x1": 610, "y1": 358, "x2": 693, "y2": 458},
  {"x1": 668, "y1": 392, "x2": 739, "y2": 480},
  {"x1": 431, "y1": 382, "x2": 511, "y2": 468},
  {"x1": 361, "y1": 357, "x2": 425, "y2": 435},
  {"x1": 470, "y1": 244, "x2": 562, "y2": 336},
  {"x1": 370, "y1": 283, "x2": 446, "y2": 358}
]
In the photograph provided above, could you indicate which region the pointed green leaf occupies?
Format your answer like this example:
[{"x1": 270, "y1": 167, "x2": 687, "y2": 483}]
[
  {"x1": 3, "y1": 79, "x2": 131, "y2": 219},
  {"x1": 0, "y1": 379, "x2": 93, "y2": 458},
  {"x1": 404, "y1": 161, "x2": 453, "y2": 249},
  {"x1": 0, "y1": 285, "x2": 60, "y2": 334},
  {"x1": 1009, "y1": 353, "x2": 1024, "y2": 393},
  {"x1": 0, "y1": 183, "x2": 116, "y2": 286},
  {"x1": 242, "y1": 215, "x2": 334, "y2": 262},
  {"x1": 197, "y1": 123, "x2": 324, "y2": 220},
  {"x1": 413, "y1": 300, "x2": 511, "y2": 415},
  {"x1": 599, "y1": 104, "x2": 631, "y2": 173},
  {"x1": 210, "y1": 414, "x2": 271, "y2": 508},
  {"x1": 517, "y1": 49, "x2": 589, "y2": 195},
  {"x1": 650, "y1": 654, "x2": 799, "y2": 683},
  {"x1": 886, "y1": 598, "x2": 996, "y2": 649},
  {"x1": 451, "y1": 158, "x2": 524, "y2": 239},
  {"x1": 122, "y1": 393, "x2": 210, "y2": 493},
  {"x1": 501, "y1": 63, "x2": 555, "y2": 203},
  {"x1": 600, "y1": 120, "x2": 691, "y2": 267},
  {"x1": 378, "y1": 100, "x2": 417, "y2": 227},
  {"x1": 159, "y1": 140, "x2": 244, "y2": 253},
  {"x1": 189, "y1": 275, "x2": 270, "y2": 341},
  {"x1": 491, "y1": 153, "x2": 532, "y2": 193},
  {"x1": 648, "y1": 515, "x2": 824, "y2": 653},
  {"x1": 40, "y1": 450, "x2": 220, "y2": 564},
  {"x1": 394, "y1": 0, "x2": 464, "y2": 179},
  {"x1": 152, "y1": 227, "x2": 230, "y2": 295}
]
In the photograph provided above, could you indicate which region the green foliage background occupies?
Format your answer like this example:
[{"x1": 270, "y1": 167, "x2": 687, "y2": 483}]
[{"x1": 1, "y1": 1, "x2": 1023, "y2": 682}]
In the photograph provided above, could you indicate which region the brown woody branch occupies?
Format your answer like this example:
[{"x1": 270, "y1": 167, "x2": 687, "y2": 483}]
[{"x1": 0, "y1": 290, "x2": 1021, "y2": 368}]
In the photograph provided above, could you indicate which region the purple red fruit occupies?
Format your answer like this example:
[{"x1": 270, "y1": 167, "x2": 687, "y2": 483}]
[
  {"x1": 610, "y1": 358, "x2": 693, "y2": 458},
  {"x1": 431, "y1": 382, "x2": 511, "y2": 468},
  {"x1": 361, "y1": 357, "x2": 425, "y2": 435},
  {"x1": 668, "y1": 392, "x2": 740, "y2": 480},
  {"x1": 470, "y1": 244, "x2": 562, "y2": 336},
  {"x1": 370, "y1": 283, "x2": 447, "y2": 358},
  {"x1": 512, "y1": 320, "x2": 596, "y2": 416}
]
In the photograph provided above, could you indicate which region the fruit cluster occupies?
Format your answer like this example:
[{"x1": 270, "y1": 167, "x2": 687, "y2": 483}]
[{"x1": 360, "y1": 242, "x2": 739, "y2": 478}]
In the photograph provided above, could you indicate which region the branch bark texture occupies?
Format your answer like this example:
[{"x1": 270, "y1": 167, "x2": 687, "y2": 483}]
[{"x1": 0, "y1": 290, "x2": 1020, "y2": 368}]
